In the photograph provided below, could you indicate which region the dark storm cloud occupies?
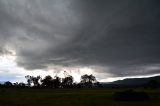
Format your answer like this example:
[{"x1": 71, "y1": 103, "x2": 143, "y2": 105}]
[{"x1": 0, "y1": 0, "x2": 160, "y2": 77}]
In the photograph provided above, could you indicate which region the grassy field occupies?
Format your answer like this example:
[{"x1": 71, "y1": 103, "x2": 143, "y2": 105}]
[{"x1": 0, "y1": 88, "x2": 159, "y2": 106}]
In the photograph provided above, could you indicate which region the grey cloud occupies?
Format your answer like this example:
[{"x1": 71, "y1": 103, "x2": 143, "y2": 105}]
[
  {"x1": 0, "y1": 47, "x2": 13, "y2": 56},
  {"x1": 0, "y1": 0, "x2": 160, "y2": 77}
]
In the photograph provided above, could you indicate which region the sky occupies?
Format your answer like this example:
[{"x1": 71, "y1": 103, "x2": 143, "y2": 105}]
[{"x1": 0, "y1": 0, "x2": 160, "y2": 83}]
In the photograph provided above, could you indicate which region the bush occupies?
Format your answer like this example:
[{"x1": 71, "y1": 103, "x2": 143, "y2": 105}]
[{"x1": 113, "y1": 89, "x2": 150, "y2": 101}]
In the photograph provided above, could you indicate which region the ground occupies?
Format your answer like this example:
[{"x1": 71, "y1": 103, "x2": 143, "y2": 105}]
[{"x1": 0, "y1": 88, "x2": 159, "y2": 106}]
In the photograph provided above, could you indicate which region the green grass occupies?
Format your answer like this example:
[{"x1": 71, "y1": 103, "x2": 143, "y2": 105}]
[{"x1": 0, "y1": 88, "x2": 159, "y2": 106}]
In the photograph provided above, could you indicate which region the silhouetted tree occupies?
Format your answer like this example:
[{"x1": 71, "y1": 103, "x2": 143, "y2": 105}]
[
  {"x1": 41, "y1": 75, "x2": 54, "y2": 88},
  {"x1": 62, "y1": 75, "x2": 73, "y2": 88},
  {"x1": 25, "y1": 75, "x2": 41, "y2": 87},
  {"x1": 0, "y1": 73, "x2": 102, "y2": 88},
  {"x1": 53, "y1": 76, "x2": 61, "y2": 88},
  {"x1": 13, "y1": 82, "x2": 18, "y2": 88},
  {"x1": 80, "y1": 74, "x2": 96, "y2": 88},
  {"x1": 25, "y1": 75, "x2": 32, "y2": 87},
  {"x1": 31, "y1": 76, "x2": 41, "y2": 87},
  {"x1": 4, "y1": 81, "x2": 12, "y2": 87},
  {"x1": 72, "y1": 82, "x2": 82, "y2": 88},
  {"x1": 18, "y1": 82, "x2": 26, "y2": 88}
]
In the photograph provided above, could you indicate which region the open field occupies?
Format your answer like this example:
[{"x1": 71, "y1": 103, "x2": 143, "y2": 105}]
[{"x1": 0, "y1": 88, "x2": 160, "y2": 106}]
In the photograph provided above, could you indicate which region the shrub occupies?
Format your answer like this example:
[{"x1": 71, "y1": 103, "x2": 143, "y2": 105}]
[{"x1": 113, "y1": 89, "x2": 150, "y2": 101}]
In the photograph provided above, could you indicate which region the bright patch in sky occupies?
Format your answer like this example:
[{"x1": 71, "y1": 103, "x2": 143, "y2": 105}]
[{"x1": 0, "y1": 50, "x2": 101, "y2": 82}]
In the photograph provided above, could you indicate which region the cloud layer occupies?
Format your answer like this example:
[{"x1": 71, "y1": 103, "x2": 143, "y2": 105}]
[{"x1": 0, "y1": 0, "x2": 160, "y2": 77}]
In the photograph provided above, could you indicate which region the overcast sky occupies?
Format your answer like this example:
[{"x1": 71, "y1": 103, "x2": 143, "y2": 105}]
[{"x1": 0, "y1": 0, "x2": 160, "y2": 82}]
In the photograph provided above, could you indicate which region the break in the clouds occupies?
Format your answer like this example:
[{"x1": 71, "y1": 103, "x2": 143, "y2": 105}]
[{"x1": 0, "y1": 0, "x2": 160, "y2": 79}]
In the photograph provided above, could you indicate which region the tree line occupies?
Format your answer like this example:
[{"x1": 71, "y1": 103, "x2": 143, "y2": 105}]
[{"x1": 0, "y1": 73, "x2": 102, "y2": 88}]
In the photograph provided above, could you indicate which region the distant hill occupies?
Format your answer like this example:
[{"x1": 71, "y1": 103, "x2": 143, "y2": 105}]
[{"x1": 102, "y1": 76, "x2": 160, "y2": 87}]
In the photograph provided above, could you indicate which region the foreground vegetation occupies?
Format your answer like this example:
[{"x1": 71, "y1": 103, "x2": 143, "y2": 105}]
[{"x1": 0, "y1": 88, "x2": 160, "y2": 106}]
